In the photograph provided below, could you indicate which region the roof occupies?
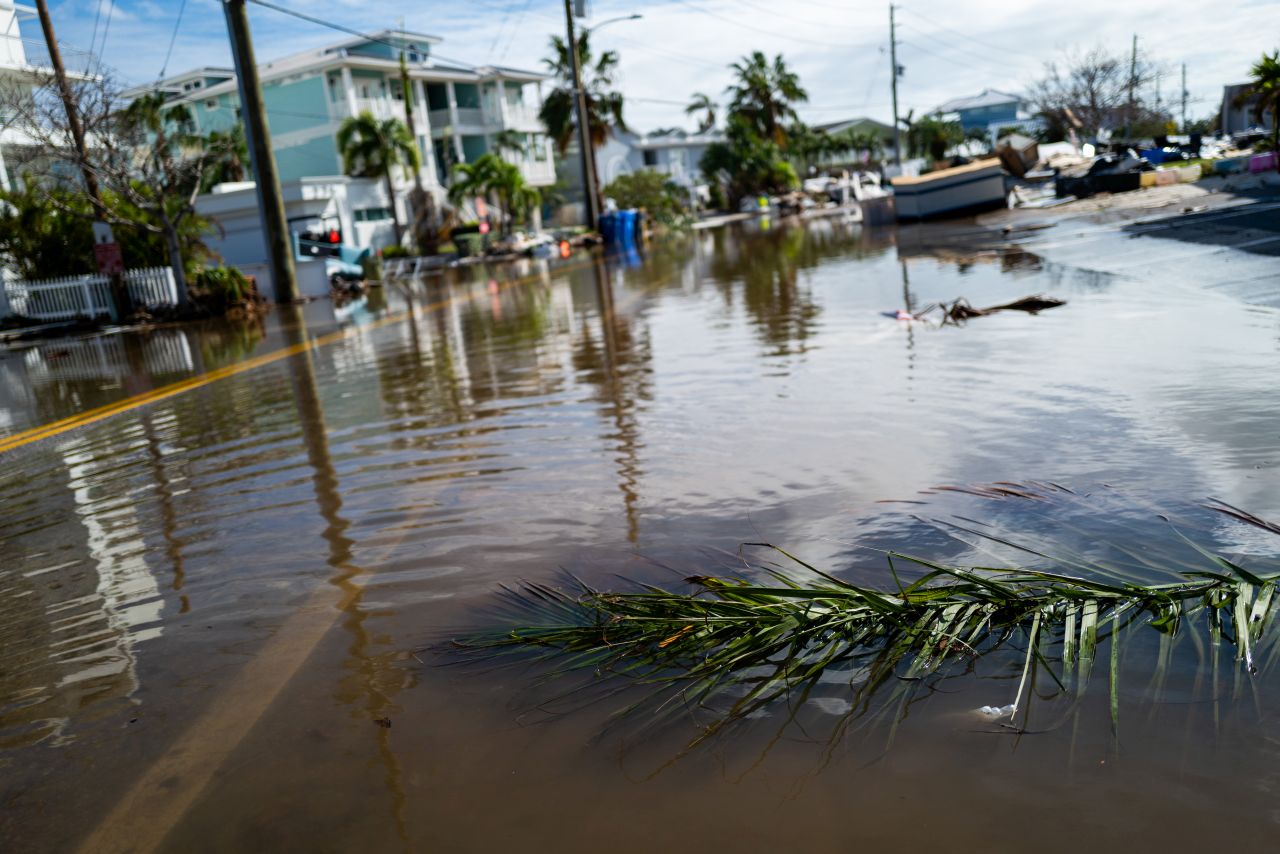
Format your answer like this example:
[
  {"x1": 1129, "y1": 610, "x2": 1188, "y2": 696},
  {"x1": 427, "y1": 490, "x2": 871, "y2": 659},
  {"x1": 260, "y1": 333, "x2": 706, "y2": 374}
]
[
  {"x1": 933, "y1": 89, "x2": 1021, "y2": 114},
  {"x1": 149, "y1": 35, "x2": 546, "y2": 106},
  {"x1": 813, "y1": 116, "x2": 895, "y2": 136}
]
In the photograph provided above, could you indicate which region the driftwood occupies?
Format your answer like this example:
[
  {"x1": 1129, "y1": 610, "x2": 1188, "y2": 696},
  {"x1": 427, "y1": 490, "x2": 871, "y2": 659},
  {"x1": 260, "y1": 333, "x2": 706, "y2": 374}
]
[{"x1": 906, "y1": 295, "x2": 1066, "y2": 324}]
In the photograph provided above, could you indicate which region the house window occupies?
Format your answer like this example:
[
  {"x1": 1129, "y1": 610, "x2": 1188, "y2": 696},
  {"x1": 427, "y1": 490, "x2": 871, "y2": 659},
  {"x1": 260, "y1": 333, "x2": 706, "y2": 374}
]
[
  {"x1": 354, "y1": 207, "x2": 393, "y2": 222},
  {"x1": 205, "y1": 99, "x2": 218, "y2": 110},
  {"x1": 642, "y1": 150, "x2": 658, "y2": 167}
]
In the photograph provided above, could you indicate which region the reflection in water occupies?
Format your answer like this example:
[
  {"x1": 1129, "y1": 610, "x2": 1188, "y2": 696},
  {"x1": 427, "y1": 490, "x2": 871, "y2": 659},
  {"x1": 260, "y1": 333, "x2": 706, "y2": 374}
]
[
  {"x1": 3, "y1": 217, "x2": 1280, "y2": 850},
  {"x1": 281, "y1": 306, "x2": 411, "y2": 847}
]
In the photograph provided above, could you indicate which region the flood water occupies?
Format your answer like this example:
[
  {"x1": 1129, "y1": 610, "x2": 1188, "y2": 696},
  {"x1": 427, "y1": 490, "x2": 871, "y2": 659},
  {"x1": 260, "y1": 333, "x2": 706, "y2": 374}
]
[{"x1": 3, "y1": 215, "x2": 1280, "y2": 851}]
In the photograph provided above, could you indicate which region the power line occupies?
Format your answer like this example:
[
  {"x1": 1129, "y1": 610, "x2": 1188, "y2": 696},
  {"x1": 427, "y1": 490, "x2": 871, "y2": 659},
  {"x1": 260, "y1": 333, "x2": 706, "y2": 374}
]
[
  {"x1": 245, "y1": 0, "x2": 482, "y2": 72},
  {"x1": 158, "y1": 0, "x2": 189, "y2": 80},
  {"x1": 88, "y1": 0, "x2": 105, "y2": 57},
  {"x1": 898, "y1": 7, "x2": 1044, "y2": 63},
  {"x1": 670, "y1": 0, "x2": 873, "y2": 49},
  {"x1": 98, "y1": 0, "x2": 116, "y2": 61}
]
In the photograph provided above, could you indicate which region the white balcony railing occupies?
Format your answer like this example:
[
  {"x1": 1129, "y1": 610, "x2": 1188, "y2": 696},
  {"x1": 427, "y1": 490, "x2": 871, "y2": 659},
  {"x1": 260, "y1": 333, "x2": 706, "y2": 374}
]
[
  {"x1": 499, "y1": 101, "x2": 543, "y2": 130},
  {"x1": 350, "y1": 97, "x2": 398, "y2": 120}
]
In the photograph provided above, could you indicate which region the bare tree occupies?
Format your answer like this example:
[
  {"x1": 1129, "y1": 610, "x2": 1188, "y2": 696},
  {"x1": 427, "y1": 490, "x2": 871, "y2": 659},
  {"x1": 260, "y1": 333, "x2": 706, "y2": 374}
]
[
  {"x1": 1027, "y1": 45, "x2": 1168, "y2": 140},
  {"x1": 0, "y1": 70, "x2": 224, "y2": 301}
]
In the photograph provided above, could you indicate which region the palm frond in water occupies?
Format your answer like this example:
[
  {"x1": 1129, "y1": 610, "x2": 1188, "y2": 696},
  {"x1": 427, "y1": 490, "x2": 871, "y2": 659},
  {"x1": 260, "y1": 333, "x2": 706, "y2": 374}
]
[{"x1": 457, "y1": 535, "x2": 1280, "y2": 738}]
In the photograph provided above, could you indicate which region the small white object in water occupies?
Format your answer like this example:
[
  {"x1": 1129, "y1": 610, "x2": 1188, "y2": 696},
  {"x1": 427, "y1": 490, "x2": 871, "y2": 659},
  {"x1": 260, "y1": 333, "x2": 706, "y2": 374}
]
[{"x1": 976, "y1": 704, "x2": 1016, "y2": 718}]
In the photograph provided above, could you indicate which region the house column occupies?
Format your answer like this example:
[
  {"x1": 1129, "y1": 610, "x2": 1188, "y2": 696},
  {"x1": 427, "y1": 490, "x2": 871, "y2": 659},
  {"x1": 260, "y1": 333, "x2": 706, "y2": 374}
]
[
  {"x1": 446, "y1": 81, "x2": 464, "y2": 163},
  {"x1": 412, "y1": 78, "x2": 437, "y2": 185},
  {"x1": 340, "y1": 66, "x2": 358, "y2": 117}
]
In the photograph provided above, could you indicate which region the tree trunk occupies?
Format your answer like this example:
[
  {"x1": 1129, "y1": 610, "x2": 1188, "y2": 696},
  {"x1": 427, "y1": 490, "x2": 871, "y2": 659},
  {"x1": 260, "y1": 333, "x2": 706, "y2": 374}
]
[
  {"x1": 386, "y1": 172, "x2": 403, "y2": 248},
  {"x1": 161, "y1": 212, "x2": 190, "y2": 307}
]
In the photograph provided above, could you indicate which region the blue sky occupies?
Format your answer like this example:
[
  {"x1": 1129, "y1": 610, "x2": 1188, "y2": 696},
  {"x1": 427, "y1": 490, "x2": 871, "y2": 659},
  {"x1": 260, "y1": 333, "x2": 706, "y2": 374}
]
[{"x1": 37, "y1": 0, "x2": 1278, "y2": 131}]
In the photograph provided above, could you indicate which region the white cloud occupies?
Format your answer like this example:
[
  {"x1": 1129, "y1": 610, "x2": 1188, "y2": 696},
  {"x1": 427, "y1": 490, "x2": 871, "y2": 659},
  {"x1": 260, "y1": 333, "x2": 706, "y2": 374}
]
[{"x1": 27, "y1": 0, "x2": 1277, "y2": 130}]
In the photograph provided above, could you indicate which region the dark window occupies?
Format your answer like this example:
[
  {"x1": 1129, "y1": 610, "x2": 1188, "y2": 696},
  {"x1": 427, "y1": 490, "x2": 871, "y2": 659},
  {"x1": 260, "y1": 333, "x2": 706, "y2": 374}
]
[{"x1": 642, "y1": 150, "x2": 658, "y2": 167}]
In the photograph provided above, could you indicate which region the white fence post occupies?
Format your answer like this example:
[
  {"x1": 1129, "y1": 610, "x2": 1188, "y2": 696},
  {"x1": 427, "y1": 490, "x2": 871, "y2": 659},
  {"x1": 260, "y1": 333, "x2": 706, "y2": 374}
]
[{"x1": 2, "y1": 266, "x2": 181, "y2": 322}]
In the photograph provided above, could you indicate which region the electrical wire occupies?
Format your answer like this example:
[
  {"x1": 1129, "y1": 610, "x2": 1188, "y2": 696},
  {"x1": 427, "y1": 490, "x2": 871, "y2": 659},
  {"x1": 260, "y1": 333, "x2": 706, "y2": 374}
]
[
  {"x1": 898, "y1": 6, "x2": 1044, "y2": 63},
  {"x1": 88, "y1": 0, "x2": 105, "y2": 58},
  {"x1": 158, "y1": 0, "x2": 189, "y2": 81},
  {"x1": 98, "y1": 0, "x2": 116, "y2": 62},
  {"x1": 669, "y1": 0, "x2": 876, "y2": 49}
]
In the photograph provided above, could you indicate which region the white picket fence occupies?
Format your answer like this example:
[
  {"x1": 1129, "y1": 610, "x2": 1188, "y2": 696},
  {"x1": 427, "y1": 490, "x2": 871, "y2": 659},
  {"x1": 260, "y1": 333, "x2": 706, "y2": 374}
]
[{"x1": 3, "y1": 267, "x2": 179, "y2": 321}]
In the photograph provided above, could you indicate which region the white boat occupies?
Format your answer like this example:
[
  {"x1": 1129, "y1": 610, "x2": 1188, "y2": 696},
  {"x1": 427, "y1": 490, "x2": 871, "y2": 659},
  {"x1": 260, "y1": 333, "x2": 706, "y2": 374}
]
[{"x1": 889, "y1": 158, "x2": 1007, "y2": 221}]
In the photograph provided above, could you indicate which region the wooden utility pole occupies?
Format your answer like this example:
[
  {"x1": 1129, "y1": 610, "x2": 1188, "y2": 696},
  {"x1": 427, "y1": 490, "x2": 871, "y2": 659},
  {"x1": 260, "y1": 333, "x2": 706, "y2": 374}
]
[
  {"x1": 1126, "y1": 34, "x2": 1138, "y2": 139},
  {"x1": 223, "y1": 0, "x2": 298, "y2": 302},
  {"x1": 34, "y1": 0, "x2": 132, "y2": 318},
  {"x1": 1180, "y1": 63, "x2": 1188, "y2": 132},
  {"x1": 563, "y1": 0, "x2": 599, "y2": 230},
  {"x1": 34, "y1": 0, "x2": 99, "y2": 211},
  {"x1": 889, "y1": 4, "x2": 901, "y2": 168}
]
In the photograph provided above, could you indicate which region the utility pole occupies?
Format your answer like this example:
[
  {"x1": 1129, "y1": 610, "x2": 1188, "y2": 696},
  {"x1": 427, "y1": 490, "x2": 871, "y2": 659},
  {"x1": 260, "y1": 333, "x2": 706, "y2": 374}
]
[
  {"x1": 34, "y1": 0, "x2": 131, "y2": 317},
  {"x1": 223, "y1": 0, "x2": 298, "y2": 302},
  {"x1": 889, "y1": 4, "x2": 901, "y2": 168},
  {"x1": 1126, "y1": 33, "x2": 1138, "y2": 139},
  {"x1": 563, "y1": 0, "x2": 599, "y2": 231},
  {"x1": 1180, "y1": 63, "x2": 1188, "y2": 133}
]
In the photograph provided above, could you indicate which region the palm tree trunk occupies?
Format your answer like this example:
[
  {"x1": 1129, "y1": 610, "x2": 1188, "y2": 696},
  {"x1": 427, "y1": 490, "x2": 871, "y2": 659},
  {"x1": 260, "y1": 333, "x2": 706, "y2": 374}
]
[{"x1": 385, "y1": 172, "x2": 403, "y2": 247}]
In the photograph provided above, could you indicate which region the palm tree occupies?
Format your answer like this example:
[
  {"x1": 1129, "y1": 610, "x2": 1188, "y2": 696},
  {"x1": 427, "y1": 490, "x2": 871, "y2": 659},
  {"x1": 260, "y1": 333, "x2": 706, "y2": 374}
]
[
  {"x1": 538, "y1": 31, "x2": 627, "y2": 155},
  {"x1": 1236, "y1": 50, "x2": 1280, "y2": 160},
  {"x1": 492, "y1": 129, "x2": 526, "y2": 158},
  {"x1": 685, "y1": 92, "x2": 718, "y2": 133},
  {"x1": 201, "y1": 125, "x2": 249, "y2": 192},
  {"x1": 336, "y1": 111, "x2": 421, "y2": 246},
  {"x1": 448, "y1": 153, "x2": 541, "y2": 238},
  {"x1": 725, "y1": 51, "x2": 808, "y2": 148}
]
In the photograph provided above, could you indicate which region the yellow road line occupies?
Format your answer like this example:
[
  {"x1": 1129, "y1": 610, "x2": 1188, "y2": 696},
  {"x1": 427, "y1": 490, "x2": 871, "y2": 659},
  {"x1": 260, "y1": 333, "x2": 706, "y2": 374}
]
[{"x1": 0, "y1": 257, "x2": 596, "y2": 456}]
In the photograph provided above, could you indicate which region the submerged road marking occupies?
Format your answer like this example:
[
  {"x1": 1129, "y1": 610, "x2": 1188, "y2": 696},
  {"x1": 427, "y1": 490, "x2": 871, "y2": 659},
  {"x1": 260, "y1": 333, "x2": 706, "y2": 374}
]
[{"x1": 0, "y1": 257, "x2": 598, "y2": 457}]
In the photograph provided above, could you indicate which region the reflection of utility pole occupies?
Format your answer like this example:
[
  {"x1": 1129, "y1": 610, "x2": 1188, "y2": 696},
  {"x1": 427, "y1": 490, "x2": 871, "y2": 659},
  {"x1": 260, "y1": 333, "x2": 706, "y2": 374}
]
[
  {"x1": 590, "y1": 257, "x2": 640, "y2": 542},
  {"x1": 1126, "y1": 34, "x2": 1138, "y2": 139},
  {"x1": 224, "y1": 0, "x2": 299, "y2": 302},
  {"x1": 889, "y1": 4, "x2": 902, "y2": 168},
  {"x1": 278, "y1": 304, "x2": 410, "y2": 843},
  {"x1": 899, "y1": 257, "x2": 916, "y2": 382},
  {"x1": 563, "y1": 0, "x2": 600, "y2": 230}
]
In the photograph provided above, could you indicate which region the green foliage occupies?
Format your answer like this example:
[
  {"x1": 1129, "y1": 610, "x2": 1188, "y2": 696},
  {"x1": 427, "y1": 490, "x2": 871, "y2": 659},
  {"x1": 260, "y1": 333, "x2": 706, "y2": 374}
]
[
  {"x1": 337, "y1": 111, "x2": 420, "y2": 245},
  {"x1": 200, "y1": 125, "x2": 250, "y2": 193},
  {"x1": 906, "y1": 115, "x2": 965, "y2": 161},
  {"x1": 698, "y1": 52, "x2": 810, "y2": 204},
  {"x1": 726, "y1": 51, "x2": 808, "y2": 148},
  {"x1": 701, "y1": 115, "x2": 798, "y2": 205},
  {"x1": 460, "y1": 501, "x2": 1280, "y2": 748},
  {"x1": 685, "y1": 92, "x2": 718, "y2": 133},
  {"x1": 448, "y1": 153, "x2": 541, "y2": 237},
  {"x1": 191, "y1": 265, "x2": 252, "y2": 304},
  {"x1": 380, "y1": 244, "x2": 411, "y2": 259},
  {"x1": 0, "y1": 180, "x2": 209, "y2": 279},
  {"x1": 603, "y1": 170, "x2": 689, "y2": 227},
  {"x1": 789, "y1": 123, "x2": 884, "y2": 172},
  {"x1": 540, "y1": 31, "x2": 627, "y2": 155},
  {"x1": 1237, "y1": 50, "x2": 1280, "y2": 157},
  {"x1": 0, "y1": 182, "x2": 95, "y2": 278}
]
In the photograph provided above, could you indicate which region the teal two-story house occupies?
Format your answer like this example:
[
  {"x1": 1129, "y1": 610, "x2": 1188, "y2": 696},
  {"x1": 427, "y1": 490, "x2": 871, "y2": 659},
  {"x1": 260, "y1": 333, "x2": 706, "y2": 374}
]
[{"x1": 125, "y1": 30, "x2": 555, "y2": 260}]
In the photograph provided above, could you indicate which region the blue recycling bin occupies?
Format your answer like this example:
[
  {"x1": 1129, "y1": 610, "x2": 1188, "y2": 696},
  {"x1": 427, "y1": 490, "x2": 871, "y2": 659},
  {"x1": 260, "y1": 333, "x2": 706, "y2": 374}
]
[
  {"x1": 599, "y1": 211, "x2": 620, "y2": 244},
  {"x1": 619, "y1": 209, "x2": 638, "y2": 245}
]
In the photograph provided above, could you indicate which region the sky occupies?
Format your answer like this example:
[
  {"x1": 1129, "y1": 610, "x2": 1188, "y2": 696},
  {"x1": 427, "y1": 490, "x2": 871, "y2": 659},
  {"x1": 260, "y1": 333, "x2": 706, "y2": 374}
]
[{"x1": 34, "y1": 0, "x2": 1278, "y2": 132}]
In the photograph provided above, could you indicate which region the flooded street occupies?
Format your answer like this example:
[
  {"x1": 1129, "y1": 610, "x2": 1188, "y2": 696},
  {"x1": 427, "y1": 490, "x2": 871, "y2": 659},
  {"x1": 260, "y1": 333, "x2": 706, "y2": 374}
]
[{"x1": 3, "y1": 215, "x2": 1280, "y2": 851}]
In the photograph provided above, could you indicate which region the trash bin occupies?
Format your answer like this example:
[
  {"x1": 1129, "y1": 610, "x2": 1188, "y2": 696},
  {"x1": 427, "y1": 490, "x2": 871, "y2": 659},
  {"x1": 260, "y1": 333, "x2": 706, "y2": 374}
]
[
  {"x1": 598, "y1": 212, "x2": 619, "y2": 244},
  {"x1": 619, "y1": 209, "x2": 638, "y2": 245}
]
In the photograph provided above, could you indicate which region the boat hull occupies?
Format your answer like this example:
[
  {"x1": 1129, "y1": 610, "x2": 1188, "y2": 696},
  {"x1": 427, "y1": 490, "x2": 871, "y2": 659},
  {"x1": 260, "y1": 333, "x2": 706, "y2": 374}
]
[{"x1": 890, "y1": 160, "x2": 1007, "y2": 221}]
